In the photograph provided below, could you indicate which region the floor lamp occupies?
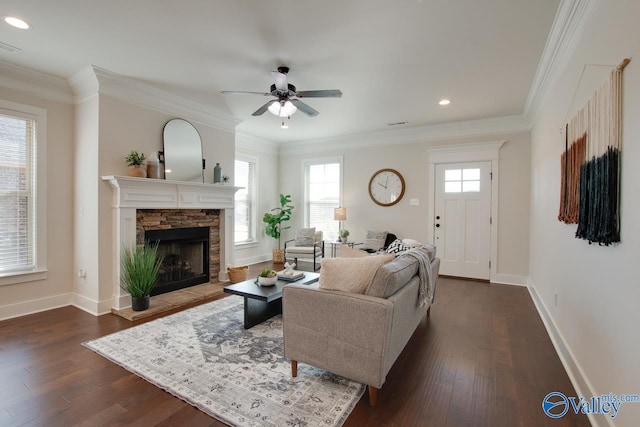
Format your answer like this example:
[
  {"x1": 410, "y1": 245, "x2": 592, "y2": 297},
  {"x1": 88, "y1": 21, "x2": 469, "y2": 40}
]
[{"x1": 334, "y1": 207, "x2": 347, "y2": 241}]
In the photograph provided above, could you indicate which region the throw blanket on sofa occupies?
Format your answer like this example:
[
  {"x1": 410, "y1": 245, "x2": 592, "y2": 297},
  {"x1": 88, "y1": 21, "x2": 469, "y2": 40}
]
[{"x1": 398, "y1": 247, "x2": 434, "y2": 307}]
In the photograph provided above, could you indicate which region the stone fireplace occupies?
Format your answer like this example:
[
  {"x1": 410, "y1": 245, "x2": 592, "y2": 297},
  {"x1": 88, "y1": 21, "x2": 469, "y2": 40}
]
[
  {"x1": 138, "y1": 210, "x2": 219, "y2": 295},
  {"x1": 102, "y1": 176, "x2": 240, "y2": 310}
]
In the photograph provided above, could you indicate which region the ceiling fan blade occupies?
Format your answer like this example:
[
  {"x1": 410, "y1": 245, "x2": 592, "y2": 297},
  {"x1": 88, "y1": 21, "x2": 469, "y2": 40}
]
[
  {"x1": 221, "y1": 90, "x2": 271, "y2": 96},
  {"x1": 271, "y1": 71, "x2": 288, "y2": 91},
  {"x1": 290, "y1": 99, "x2": 319, "y2": 117},
  {"x1": 296, "y1": 89, "x2": 343, "y2": 98},
  {"x1": 251, "y1": 101, "x2": 275, "y2": 116}
]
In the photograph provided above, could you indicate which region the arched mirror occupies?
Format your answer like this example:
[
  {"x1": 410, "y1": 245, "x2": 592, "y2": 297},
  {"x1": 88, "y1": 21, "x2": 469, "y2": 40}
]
[{"x1": 162, "y1": 119, "x2": 204, "y2": 182}]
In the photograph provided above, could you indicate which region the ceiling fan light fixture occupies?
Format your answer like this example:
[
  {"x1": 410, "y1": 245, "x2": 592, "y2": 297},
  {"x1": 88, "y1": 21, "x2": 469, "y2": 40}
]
[
  {"x1": 281, "y1": 101, "x2": 297, "y2": 117},
  {"x1": 268, "y1": 100, "x2": 297, "y2": 118}
]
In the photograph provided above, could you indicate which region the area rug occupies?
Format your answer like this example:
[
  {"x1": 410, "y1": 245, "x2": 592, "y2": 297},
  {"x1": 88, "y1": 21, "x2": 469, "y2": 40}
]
[{"x1": 83, "y1": 295, "x2": 365, "y2": 427}]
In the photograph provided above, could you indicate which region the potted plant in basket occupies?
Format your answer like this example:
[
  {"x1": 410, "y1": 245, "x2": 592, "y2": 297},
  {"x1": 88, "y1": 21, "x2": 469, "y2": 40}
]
[
  {"x1": 263, "y1": 194, "x2": 294, "y2": 263},
  {"x1": 125, "y1": 150, "x2": 147, "y2": 178},
  {"x1": 120, "y1": 241, "x2": 164, "y2": 311},
  {"x1": 339, "y1": 229, "x2": 350, "y2": 243},
  {"x1": 257, "y1": 268, "x2": 278, "y2": 286}
]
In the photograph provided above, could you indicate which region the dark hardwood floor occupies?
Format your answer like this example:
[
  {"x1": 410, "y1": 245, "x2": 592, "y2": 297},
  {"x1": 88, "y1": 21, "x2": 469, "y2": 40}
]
[{"x1": 0, "y1": 265, "x2": 589, "y2": 426}]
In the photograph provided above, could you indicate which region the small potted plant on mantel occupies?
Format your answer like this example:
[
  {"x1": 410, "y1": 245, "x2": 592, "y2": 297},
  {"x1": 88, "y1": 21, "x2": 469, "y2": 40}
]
[
  {"x1": 263, "y1": 194, "x2": 294, "y2": 263},
  {"x1": 125, "y1": 150, "x2": 147, "y2": 178},
  {"x1": 120, "y1": 241, "x2": 164, "y2": 311},
  {"x1": 257, "y1": 268, "x2": 278, "y2": 286},
  {"x1": 339, "y1": 229, "x2": 350, "y2": 243}
]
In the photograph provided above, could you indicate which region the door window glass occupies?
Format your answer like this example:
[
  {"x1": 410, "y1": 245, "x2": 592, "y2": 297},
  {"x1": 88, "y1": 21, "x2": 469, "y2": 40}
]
[{"x1": 445, "y1": 168, "x2": 480, "y2": 193}]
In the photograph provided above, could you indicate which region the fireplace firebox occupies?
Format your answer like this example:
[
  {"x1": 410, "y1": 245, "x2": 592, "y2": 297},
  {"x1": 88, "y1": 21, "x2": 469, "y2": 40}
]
[{"x1": 145, "y1": 227, "x2": 210, "y2": 296}]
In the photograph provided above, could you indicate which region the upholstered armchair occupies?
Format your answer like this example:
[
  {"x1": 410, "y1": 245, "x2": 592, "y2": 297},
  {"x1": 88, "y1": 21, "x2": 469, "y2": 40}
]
[{"x1": 284, "y1": 228, "x2": 324, "y2": 271}]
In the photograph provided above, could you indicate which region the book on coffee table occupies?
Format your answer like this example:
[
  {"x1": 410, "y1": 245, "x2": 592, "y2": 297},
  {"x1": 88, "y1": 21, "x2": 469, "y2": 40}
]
[{"x1": 276, "y1": 270, "x2": 305, "y2": 281}]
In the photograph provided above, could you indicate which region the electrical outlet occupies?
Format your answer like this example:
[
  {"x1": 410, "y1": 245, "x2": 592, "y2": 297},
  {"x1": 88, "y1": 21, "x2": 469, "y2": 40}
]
[{"x1": 78, "y1": 269, "x2": 87, "y2": 279}]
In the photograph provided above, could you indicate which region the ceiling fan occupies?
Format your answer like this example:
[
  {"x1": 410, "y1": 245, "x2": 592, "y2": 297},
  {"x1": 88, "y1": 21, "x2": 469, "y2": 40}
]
[{"x1": 221, "y1": 66, "x2": 342, "y2": 118}]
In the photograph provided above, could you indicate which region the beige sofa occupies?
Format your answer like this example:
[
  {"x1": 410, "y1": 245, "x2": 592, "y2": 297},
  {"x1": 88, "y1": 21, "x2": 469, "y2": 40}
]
[{"x1": 282, "y1": 246, "x2": 440, "y2": 405}]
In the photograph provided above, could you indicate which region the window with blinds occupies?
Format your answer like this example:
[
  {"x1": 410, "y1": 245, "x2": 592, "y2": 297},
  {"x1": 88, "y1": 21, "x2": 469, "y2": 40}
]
[
  {"x1": 0, "y1": 112, "x2": 36, "y2": 273},
  {"x1": 234, "y1": 158, "x2": 256, "y2": 243},
  {"x1": 304, "y1": 161, "x2": 341, "y2": 242}
]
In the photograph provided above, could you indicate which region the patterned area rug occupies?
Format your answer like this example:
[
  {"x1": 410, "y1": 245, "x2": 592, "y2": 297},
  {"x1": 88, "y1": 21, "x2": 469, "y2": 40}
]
[{"x1": 83, "y1": 296, "x2": 365, "y2": 426}]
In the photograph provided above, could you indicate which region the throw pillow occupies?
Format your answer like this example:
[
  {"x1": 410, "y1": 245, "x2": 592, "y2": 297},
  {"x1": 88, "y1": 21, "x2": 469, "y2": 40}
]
[
  {"x1": 361, "y1": 230, "x2": 387, "y2": 251},
  {"x1": 319, "y1": 254, "x2": 395, "y2": 294},
  {"x1": 337, "y1": 246, "x2": 369, "y2": 258},
  {"x1": 386, "y1": 238, "x2": 412, "y2": 254},
  {"x1": 294, "y1": 227, "x2": 316, "y2": 246},
  {"x1": 402, "y1": 238, "x2": 423, "y2": 248}
]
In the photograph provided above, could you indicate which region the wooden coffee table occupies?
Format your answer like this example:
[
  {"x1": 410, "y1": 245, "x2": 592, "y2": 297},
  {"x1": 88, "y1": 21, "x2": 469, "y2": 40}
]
[{"x1": 224, "y1": 272, "x2": 320, "y2": 329}]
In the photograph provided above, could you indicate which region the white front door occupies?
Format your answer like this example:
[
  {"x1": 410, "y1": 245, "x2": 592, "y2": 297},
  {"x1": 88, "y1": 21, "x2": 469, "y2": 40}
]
[{"x1": 434, "y1": 162, "x2": 491, "y2": 280}]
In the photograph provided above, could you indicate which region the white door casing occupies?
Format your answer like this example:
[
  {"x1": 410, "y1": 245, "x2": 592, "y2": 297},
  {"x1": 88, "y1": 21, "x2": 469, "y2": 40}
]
[
  {"x1": 425, "y1": 140, "x2": 504, "y2": 282},
  {"x1": 435, "y1": 162, "x2": 491, "y2": 279}
]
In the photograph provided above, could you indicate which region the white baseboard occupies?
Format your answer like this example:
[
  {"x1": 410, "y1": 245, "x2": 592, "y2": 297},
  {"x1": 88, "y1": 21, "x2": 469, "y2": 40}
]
[
  {"x1": 71, "y1": 293, "x2": 112, "y2": 316},
  {"x1": 527, "y1": 279, "x2": 610, "y2": 427},
  {"x1": 491, "y1": 273, "x2": 528, "y2": 286},
  {"x1": 0, "y1": 293, "x2": 73, "y2": 321},
  {"x1": 233, "y1": 253, "x2": 272, "y2": 267}
]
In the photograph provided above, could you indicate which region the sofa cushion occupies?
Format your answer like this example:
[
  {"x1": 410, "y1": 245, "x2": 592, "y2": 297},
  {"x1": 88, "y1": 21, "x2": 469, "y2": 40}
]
[
  {"x1": 319, "y1": 254, "x2": 394, "y2": 294},
  {"x1": 366, "y1": 254, "x2": 419, "y2": 298},
  {"x1": 295, "y1": 227, "x2": 316, "y2": 246},
  {"x1": 422, "y1": 243, "x2": 437, "y2": 260},
  {"x1": 361, "y1": 230, "x2": 387, "y2": 251}
]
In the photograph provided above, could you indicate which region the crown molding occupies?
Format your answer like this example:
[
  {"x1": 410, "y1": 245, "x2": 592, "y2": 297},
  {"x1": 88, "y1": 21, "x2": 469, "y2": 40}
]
[
  {"x1": 523, "y1": 0, "x2": 599, "y2": 122},
  {"x1": 0, "y1": 60, "x2": 73, "y2": 104},
  {"x1": 235, "y1": 132, "x2": 279, "y2": 154},
  {"x1": 278, "y1": 115, "x2": 529, "y2": 156},
  {"x1": 425, "y1": 140, "x2": 506, "y2": 163},
  {"x1": 68, "y1": 65, "x2": 242, "y2": 133}
]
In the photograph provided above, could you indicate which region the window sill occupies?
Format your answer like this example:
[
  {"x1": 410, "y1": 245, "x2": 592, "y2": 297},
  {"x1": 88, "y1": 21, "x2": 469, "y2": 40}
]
[
  {"x1": 0, "y1": 269, "x2": 48, "y2": 286},
  {"x1": 235, "y1": 241, "x2": 259, "y2": 249}
]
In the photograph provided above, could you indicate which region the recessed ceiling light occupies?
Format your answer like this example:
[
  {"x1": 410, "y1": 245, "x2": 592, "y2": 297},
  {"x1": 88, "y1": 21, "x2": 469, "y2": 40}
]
[
  {"x1": 4, "y1": 16, "x2": 30, "y2": 30},
  {"x1": 439, "y1": 99, "x2": 451, "y2": 106}
]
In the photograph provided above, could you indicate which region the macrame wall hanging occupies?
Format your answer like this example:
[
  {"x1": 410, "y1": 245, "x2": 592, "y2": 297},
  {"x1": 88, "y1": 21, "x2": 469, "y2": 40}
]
[{"x1": 558, "y1": 58, "x2": 630, "y2": 246}]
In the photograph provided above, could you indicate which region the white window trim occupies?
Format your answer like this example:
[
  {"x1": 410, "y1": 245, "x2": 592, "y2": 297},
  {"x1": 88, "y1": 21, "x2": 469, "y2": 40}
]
[
  {"x1": 0, "y1": 99, "x2": 47, "y2": 286},
  {"x1": 234, "y1": 153, "x2": 258, "y2": 245},
  {"x1": 302, "y1": 155, "x2": 344, "y2": 230}
]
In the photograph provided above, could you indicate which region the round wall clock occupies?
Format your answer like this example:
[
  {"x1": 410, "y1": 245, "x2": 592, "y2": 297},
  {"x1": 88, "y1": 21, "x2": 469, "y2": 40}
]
[{"x1": 368, "y1": 168, "x2": 406, "y2": 206}]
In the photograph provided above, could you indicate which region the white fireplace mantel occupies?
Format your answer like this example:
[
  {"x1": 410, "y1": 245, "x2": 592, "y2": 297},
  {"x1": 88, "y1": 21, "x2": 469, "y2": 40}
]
[
  {"x1": 102, "y1": 176, "x2": 241, "y2": 310},
  {"x1": 102, "y1": 175, "x2": 241, "y2": 209}
]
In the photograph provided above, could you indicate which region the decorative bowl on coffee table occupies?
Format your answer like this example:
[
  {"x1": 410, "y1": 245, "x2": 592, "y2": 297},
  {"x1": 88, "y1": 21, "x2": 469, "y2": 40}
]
[{"x1": 258, "y1": 276, "x2": 277, "y2": 286}]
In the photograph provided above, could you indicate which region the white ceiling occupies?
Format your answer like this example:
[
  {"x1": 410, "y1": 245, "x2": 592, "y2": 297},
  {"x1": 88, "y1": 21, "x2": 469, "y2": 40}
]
[{"x1": 0, "y1": 0, "x2": 560, "y2": 143}]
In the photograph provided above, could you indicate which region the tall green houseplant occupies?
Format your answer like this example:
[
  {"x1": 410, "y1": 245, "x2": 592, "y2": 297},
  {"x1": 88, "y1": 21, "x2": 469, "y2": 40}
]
[
  {"x1": 263, "y1": 194, "x2": 294, "y2": 262},
  {"x1": 120, "y1": 241, "x2": 164, "y2": 311}
]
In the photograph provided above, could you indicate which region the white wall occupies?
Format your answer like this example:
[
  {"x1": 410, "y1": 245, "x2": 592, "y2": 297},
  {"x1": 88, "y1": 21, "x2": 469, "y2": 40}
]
[
  {"x1": 0, "y1": 84, "x2": 75, "y2": 320},
  {"x1": 279, "y1": 130, "x2": 531, "y2": 280},
  {"x1": 529, "y1": 1, "x2": 640, "y2": 425}
]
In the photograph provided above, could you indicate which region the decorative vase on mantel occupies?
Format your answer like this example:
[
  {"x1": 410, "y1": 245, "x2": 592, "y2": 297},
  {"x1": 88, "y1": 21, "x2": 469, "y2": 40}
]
[{"x1": 129, "y1": 164, "x2": 147, "y2": 178}]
